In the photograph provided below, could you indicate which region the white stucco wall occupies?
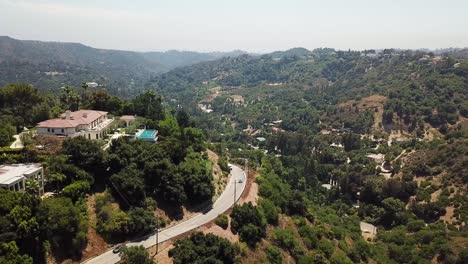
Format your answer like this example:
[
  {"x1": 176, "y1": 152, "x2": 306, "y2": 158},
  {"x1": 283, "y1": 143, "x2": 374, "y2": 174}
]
[{"x1": 37, "y1": 127, "x2": 76, "y2": 136}]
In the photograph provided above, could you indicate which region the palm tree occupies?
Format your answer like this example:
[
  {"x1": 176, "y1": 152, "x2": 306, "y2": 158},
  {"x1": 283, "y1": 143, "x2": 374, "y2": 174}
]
[
  {"x1": 25, "y1": 179, "x2": 40, "y2": 196},
  {"x1": 81, "y1": 82, "x2": 88, "y2": 103}
]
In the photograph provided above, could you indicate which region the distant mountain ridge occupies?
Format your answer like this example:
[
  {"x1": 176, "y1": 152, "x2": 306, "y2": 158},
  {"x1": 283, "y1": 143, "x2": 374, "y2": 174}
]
[
  {"x1": 143, "y1": 50, "x2": 247, "y2": 69},
  {"x1": 269, "y1": 47, "x2": 312, "y2": 58},
  {"x1": 0, "y1": 36, "x2": 246, "y2": 96}
]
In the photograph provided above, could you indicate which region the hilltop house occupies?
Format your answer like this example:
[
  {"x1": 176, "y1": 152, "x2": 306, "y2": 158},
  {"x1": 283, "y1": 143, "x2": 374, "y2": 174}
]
[
  {"x1": 0, "y1": 164, "x2": 44, "y2": 196},
  {"x1": 37, "y1": 110, "x2": 113, "y2": 140}
]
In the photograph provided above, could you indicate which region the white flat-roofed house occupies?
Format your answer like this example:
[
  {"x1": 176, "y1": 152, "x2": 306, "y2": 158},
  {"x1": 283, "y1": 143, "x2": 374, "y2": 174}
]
[
  {"x1": 0, "y1": 164, "x2": 44, "y2": 196},
  {"x1": 37, "y1": 110, "x2": 114, "y2": 140},
  {"x1": 86, "y1": 82, "x2": 99, "y2": 88}
]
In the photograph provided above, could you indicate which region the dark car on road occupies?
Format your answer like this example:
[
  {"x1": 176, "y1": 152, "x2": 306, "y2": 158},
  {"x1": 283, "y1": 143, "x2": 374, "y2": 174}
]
[{"x1": 112, "y1": 244, "x2": 126, "y2": 254}]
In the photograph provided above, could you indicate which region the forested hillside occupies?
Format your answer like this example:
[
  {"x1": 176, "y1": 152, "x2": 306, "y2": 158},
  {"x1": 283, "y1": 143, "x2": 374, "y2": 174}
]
[
  {"x1": 151, "y1": 48, "x2": 467, "y2": 134},
  {"x1": 0, "y1": 36, "x2": 245, "y2": 97},
  {"x1": 148, "y1": 48, "x2": 468, "y2": 263},
  {"x1": 0, "y1": 45, "x2": 467, "y2": 263}
]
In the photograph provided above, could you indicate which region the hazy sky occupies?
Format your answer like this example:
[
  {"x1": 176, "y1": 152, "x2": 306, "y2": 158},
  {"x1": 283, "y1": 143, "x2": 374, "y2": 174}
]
[{"x1": 1, "y1": 0, "x2": 467, "y2": 52}]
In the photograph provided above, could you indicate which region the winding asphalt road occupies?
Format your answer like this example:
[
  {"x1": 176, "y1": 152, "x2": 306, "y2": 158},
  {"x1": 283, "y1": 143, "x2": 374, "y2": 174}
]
[{"x1": 83, "y1": 163, "x2": 246, "y2": 264}]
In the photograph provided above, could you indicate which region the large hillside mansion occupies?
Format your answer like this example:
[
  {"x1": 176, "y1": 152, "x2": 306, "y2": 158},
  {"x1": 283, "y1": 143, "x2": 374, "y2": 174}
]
[{"x1": 37, "y1": 110, "x2": 113, "y2": 140}]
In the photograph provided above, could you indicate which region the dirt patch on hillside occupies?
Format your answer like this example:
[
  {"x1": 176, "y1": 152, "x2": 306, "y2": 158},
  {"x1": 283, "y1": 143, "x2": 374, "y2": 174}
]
[
  {"x1": 449, "y1": 236, "x2": 468, "y2": 256},
  {"x1": 207, "y1": 149, "x2": 228, "y2": 199},
  {"x1": 430, "y1": 189, "x2": 442, "y2": 202},
  {"x1": 230, "y1": 95, "x2": 245, "y2": 104},
  {"x1": 240, "y1": 170, "x2": 259, "y2": 206},
  {"x1": 403, "y1": 149, "x2": 430, "y2": 171},
  {"x1": 31, "y1": 135, "x2": 65, "y2": 156},
  {"x1": 441, "y1": 206, "x2": 456, "y2": 224},
  {"x1": 81, "y1": 195, "x2": 108, "y2": 261},
  {"x1": 148, "y1": 240, "x2": 175, "y2": 264},
  {"x1": 200, "y1": 220, "x2": 239, "y2": 243},
  {"x1": 155, "y1": 204, "x2": 201, "y2": 228},
  {"x1": 338, "y1": 95, "x2": 387, "y2": 131},
  {"x1": 338, "y1": 95, "x2": 387, "y2": 110},
  {"x1": 423, "y1": 124, "x2": 443, "y2": 141},
  {"x1": 414, "y1": 175, "x2": 442, "y2": 186},
  {"x1": 199, "y1": 86, "x2": 222, "y2": 103},
  {"x1": 450, "y1": 116, "x2": 468, "y2": 129},
  {"x1": 388, "y1": 129, "x2": 413, "y2": 142}
]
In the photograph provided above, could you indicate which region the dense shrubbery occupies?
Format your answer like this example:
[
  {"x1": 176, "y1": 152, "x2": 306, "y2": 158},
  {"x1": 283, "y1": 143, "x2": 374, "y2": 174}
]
[
  {"x1": 230, "y1": 202, "x2": 266, "y2": 247},
  {"x1": 0, "y1": 190, "x2": 88, "y2": 262},
  {"x1": 169, "y1": 232, "x2": 239, "y2": 264},
  {"x1": 61, "y1": 180, "x2": 91, "y2": 202},
  {"x1": 272, "y1": 228, "x2": 304, "y2": 260},
  {"x1": 119, "y1": 245, "x2": 153, "y2": 264},
  {"x1": 214, "y1": 214, "x2": 229, "y2": 229},
  {"x1": 94, "y1": 191, "x2": 158, "y2": 242},
  {"x1": 249, "y1": 134, "x2": 466, "y2": 263},
  {"x1": 37, "y1": 197, "x2": 88, "y2": 257},
  {"x1": 0, "y1": 123, "x2": 15, "y2": 147},
  {"x1": 108, "y1": 138, "x2": 213, "y2": 206},
  {"x1": 266, "y1": 245, "x2": 283, "y2": 264}
]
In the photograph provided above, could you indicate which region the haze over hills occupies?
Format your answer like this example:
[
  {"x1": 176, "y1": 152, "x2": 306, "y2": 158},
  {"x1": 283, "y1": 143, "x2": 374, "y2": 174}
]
[
  {"x1": 2, "y1": 36, "x2": 468, "y2": 98},
  {"x1": 1, "y1": 39, "x2": 467, "y2": 264},
  {"x1": 1, "y1": 0, "x2": 468, "y2": 262},
  {"x1": 0, "y1": 36, "x2": 246, "y2": 95}
]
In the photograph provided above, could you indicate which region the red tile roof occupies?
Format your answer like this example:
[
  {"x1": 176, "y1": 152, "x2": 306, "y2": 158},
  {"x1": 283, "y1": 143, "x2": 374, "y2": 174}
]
[
  {"x1": 37, "y1": 110, "x2": 108, "y2": 128},
  {"x1": 120, "y1": 115, "x2": 136, "y2": 121}
]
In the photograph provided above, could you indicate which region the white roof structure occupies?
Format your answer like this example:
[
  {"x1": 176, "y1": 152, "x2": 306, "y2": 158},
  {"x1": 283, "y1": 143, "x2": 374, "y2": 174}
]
[
  {"x1": 366, "y1": 153, "x2": 385, "y2": 164},
  {"x1": 360, "y1": 221, "x2": 377, "y2": 235},
  {"x1": 2, "y1": 176, "x2": 24, "y2": 185},
  {"x1": 86, "y1": 82, "x2": 99, "y2": 88},
  {"x1": 0, "y1": 164, "x2": 42, "y2": 185},
  {"x1": 330, "y1": 142, "x2": 344, "y2": 148}
]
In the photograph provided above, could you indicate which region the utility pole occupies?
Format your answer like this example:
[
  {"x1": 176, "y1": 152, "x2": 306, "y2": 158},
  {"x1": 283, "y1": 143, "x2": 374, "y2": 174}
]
[
  {"x1": 109, "y1": 178, "x2": 131, "y2": 207},
  {"x1": 155, "y1": 208, "x2": 159, "y2": 257},
  {"x1": 234, "y1": 176, "x2": 237, "y2": 206},
  {"x1": 245, "y1": 158, "x2": 248, "y2": 179},
  {"x1": 152, "y1": 205, "x2": 159, "y2": 260}
]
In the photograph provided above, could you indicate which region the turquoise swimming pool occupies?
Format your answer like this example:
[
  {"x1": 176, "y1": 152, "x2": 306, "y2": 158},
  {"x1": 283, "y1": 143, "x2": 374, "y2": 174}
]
[{"x1": 135, "y1": 129, "x2": 158, "y2": 142}]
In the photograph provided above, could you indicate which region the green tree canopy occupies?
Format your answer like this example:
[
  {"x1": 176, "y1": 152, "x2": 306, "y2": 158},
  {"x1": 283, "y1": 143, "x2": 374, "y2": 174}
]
[
  {"x1": 169, "y1": 232, "x2": 238, "y2": 264},
  {"x1": 119, "y1": 245, "x2": 152, "y2": 264}
]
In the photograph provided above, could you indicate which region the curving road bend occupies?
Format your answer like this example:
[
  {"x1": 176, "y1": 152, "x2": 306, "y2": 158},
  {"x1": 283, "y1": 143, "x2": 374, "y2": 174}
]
[{"x1": 83, "y1": 163, "x2": 246, "y2": 264}]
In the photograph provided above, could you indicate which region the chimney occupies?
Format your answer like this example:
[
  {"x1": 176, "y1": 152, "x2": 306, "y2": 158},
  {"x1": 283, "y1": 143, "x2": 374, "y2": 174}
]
[{"x1": 65, "y1": 110, "x2": 71, "y2": 120}]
